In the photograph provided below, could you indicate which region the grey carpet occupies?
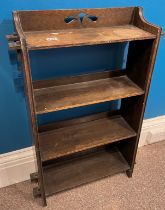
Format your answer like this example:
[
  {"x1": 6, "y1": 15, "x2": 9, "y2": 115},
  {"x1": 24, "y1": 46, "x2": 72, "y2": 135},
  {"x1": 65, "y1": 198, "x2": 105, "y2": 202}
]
[{"x1": 0, "y1": 140, "x2": 165, "y2": 210}]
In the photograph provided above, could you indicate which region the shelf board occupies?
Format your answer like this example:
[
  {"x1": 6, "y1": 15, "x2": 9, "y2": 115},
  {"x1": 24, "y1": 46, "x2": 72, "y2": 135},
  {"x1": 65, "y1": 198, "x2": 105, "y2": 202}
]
[
  {"x1": 24, "y1": 25, "x2": 156, "y2": 50},
  {"x1": 39, "y1": 115, "x2": 136, "y2": 162},
  {"x1": 34, "y1": 75, "x2": 144, "y2": 114},
  {"x1": 43, "y1": 146, "x2": 130, "y2": 196}
]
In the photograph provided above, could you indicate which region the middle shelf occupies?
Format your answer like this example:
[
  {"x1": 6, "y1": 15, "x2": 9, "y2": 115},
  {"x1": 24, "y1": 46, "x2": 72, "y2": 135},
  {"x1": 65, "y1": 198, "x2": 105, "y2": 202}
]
[
  {"x1": 39, "y1": 113, "x2": 137, "y2": 162},
  {"x1": 33, "y1": 71, "x2": 144, "y2": 114}
]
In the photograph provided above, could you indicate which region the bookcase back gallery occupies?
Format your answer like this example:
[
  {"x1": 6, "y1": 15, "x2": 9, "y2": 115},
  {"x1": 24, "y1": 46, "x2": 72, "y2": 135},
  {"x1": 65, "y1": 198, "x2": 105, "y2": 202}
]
[{"x1": 7, "y1": 7, "x2": 162, "y2": 206}]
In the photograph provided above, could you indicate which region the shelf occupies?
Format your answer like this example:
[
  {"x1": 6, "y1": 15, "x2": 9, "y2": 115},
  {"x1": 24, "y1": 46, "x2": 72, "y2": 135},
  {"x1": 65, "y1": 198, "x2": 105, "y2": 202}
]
[
  {"x1": 24, "y1": 25, "x2": 156, "y2": 50},
  {"x1": 39, "y1": 114, "x2": 136, "y2": 162},
  {"x1": 34, "y1": 75, "x2": 144, "y2": 114},
  {"x1": 43, "y1": 146, "x2": 130, "y2": 196}
]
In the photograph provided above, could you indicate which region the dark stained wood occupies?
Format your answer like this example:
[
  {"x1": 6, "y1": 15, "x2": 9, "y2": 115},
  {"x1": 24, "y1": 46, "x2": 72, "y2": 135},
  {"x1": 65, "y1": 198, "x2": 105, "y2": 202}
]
[
  {"x1": 126, "y1": 40, "x2": 154, "y2": 89},
  {"x1": 11, "y1": 12, "x2": 47, "y2": 206},
  {"x1": 117, "y1": 137, "x2": 136, "y2": 168},
  {"x1": 39, "y1": 115, "x2": 136, "y2": 162},
  {"x1": 17, "y1": 7, "x2": 135, "y2": 31},
  {"x1": 24, "y1": 25, "x2": 155, "y2": 50},
  {"x1": 34, "y1": 75, "x2": 144, "y2": 114},
  {"x1": 8, "y1": 41, "x2": 21, "y2": 50},
  {"x1": 119, "y1": 18, "x2": 162, "y2": 177},
  {"x1": 43, "y1": 147, "x2": 130, "y2": 196},
  {"x1": 38, "y1": 110, "x2": 120, "y2": 132},
  {"x1": 19, "y1": 43, "x2": 47, "y2": 206},
  {"x1": 7, "y1": 6, "x2": 162, "y2": 206},
  {"x1": 6, "y1": 34, "x2": 19, "y2": 41},
  {"x1": 132, "y1": 7, "x2": 162, "y2": 35},
  {"x1": 11, "y1": 7, "x2": 160, "y2": 50},
  {"x1": 33, "y1": 69, "x2": 126, "y2": 89},
  {"x1": 30, "y1": 172, "x2": 38, "y2": 183}
]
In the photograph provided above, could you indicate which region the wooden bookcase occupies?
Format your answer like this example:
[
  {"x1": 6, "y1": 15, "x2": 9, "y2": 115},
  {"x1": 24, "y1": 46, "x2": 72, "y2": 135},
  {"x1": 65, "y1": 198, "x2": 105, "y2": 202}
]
[{"x1": 7, "y1": 7, "x2": 162, "y2": 206}]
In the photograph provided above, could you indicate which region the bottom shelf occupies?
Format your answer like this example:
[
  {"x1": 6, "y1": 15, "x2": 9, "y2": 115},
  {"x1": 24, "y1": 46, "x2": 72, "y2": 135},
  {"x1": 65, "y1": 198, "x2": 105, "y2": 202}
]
[{"x1": 43, "y1": 146, "x2": 130, "y2": 196}]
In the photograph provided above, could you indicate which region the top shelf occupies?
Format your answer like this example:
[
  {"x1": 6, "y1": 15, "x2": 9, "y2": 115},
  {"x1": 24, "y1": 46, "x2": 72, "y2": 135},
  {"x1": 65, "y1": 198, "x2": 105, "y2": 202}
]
[
  {"x1": 11, "y1": 7, "x2": 161, "y2": 50},
  {"x1": 24, "y1": 25, "x2": 156, "y2": 50}
]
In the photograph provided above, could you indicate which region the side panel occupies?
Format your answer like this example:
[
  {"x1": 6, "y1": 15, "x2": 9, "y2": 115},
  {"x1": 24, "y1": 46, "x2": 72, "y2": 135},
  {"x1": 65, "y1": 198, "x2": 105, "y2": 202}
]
[{"x1": 119, "y1": 33, "x2": 161, "y2": 175}]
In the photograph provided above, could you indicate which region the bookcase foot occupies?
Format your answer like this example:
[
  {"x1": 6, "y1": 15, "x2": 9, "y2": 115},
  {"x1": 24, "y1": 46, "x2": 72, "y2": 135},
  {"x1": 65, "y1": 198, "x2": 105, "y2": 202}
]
[
  {"x1": 42, "y1": 199, "x2": 47, "y2": 207},
  {"x1": 126, "y1": 169, "x2": 133, "y2": 178},
  {"x1": 30, "y1": 172, "x2": 38, "y2": 183},
  {"x1": 33, "y1": 187, "x2": 41, "y2": 198}
]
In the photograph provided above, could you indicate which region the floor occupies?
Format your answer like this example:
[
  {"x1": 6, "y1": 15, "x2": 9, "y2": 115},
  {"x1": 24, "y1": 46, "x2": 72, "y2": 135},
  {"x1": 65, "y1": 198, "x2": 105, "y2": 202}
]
[{"x1": 0, "y1": 141, "x2": 165, "y2": 210}]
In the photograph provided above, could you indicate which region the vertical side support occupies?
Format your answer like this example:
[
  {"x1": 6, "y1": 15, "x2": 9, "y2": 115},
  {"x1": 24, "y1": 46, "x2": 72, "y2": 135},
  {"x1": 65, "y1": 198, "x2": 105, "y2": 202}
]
[
  {"x1": 119, "y1": 28, "x2": 162, "y2": 177},
  {"x1": 19, "y1": 39, "x2": 47, "y2": 206}
]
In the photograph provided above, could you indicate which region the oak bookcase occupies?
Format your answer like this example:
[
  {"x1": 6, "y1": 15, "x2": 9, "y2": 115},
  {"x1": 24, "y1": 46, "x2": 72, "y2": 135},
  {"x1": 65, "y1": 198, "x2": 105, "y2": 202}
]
[{"x1": 7, "y1": 7, "x2": 162, "y2": 206}]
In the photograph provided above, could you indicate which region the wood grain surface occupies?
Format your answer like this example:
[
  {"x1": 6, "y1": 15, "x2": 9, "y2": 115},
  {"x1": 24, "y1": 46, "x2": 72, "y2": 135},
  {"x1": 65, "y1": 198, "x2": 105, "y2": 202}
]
[
  {"x1": 34, "y1": 75, "x2": 144, "y2": 114},
  {"x1": 24, "y1": 25, "x2": 156, "y2": 50},
  {"x1": 39, "y1": 115, "x2": 136, "y2": 162},
  {"x1": 43, "y1": 147, "x2": 130, "y2": 196}
]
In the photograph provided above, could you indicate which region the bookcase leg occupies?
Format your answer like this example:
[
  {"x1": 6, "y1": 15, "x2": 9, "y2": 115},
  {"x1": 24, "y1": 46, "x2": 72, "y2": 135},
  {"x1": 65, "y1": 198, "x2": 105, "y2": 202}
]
[
  {"x1": 33, "y1": 187, "x2": 47, "y2": 206},
  {"x1": 126, "y1": 169, "x2": 133, "y2": 178},
  {"x1": 30, "y1": 172, "x2": 38, "y2": 183},
  {"x1": 42, "y1": 199, "x2": 47, "y2": 207},
  {"x1": 19, "y1": 40, "x2": 47, "y2": 207},
  {"x1": 33, "y1": 187, "x2": 41, "y2": 198}
]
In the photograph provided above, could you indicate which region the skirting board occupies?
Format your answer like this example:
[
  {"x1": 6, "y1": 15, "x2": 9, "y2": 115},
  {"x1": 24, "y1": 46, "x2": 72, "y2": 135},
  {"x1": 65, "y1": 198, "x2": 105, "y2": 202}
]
[{"x1": 0, "y1": 115, "x2": 165, "y2": 188}]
